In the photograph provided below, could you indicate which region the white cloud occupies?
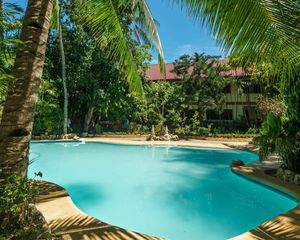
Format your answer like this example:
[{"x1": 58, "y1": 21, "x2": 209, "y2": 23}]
[
  {"x1": 177, "y1": 44, "x2": 194, "y2": 55},
  {"x1": 175, "y1": 44, "x2": 224, "y2": 58}
]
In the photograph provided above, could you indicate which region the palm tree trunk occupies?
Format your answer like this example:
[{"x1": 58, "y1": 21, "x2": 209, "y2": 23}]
[
  {"x1": 0, "y1": 0, "x2": 53, "y2": 179},
  {"x1": 58, "y1": 1, "x2": 68, "y2": 135},
  {"x1": 83, "y1": 106, "x2": 94, "y2": 133}
]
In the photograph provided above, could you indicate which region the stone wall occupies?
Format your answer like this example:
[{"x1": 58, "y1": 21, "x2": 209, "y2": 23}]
[{"x1": 277, "y1": 168, "x2": 300, "y2": 186}]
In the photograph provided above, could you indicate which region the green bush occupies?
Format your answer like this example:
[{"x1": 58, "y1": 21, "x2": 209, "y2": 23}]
[
  {"x1": 246, "y1": 127, "x2": 259, "y2": 134},
  {"x1": 254, "y1": 113, "x2": 300, "y2": 173},
  {"x1": 0, "y1": 174, "x2": 51, "y2": 240}
]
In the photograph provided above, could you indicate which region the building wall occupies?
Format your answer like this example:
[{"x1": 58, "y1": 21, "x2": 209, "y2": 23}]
[
  {"x1": 205, "y1": 82, "x2": 262, "y2": 123},
  {"x1": 225, "y1": 83, "x2": 261, "y2": 120}
]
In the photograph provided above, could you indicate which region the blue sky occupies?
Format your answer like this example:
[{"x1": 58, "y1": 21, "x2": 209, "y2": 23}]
[
  {"x1": 147, "y1": 0, "x2": 224, "y2": 63},
  {"x1": 10, "y1": 0, "x2": 224, "y2": 63}
]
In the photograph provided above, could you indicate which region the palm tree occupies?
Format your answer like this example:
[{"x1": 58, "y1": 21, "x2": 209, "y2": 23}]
[
  {"x1": 57, "y1": 0, "x2": 165, "y2": 136},
  {"x1": 175, "y1": 0, "x2": 299, "y2": 81},
  {"x1": 0, "y1": 0, "x2": 165, "y2": 179},
  {"x1": 56, "y1": 0, "x2": 68, "y2": 135},
  {"x1": 0, "y1": 0, "x2": 53, "y2": 178}
]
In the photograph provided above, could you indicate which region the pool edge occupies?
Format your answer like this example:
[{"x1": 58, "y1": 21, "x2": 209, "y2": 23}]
[
  {"x1": 32, "y1": 139, "x2": 300, "y2": 240},
  {"x1": 35, "y1": 181, "x2": 165, "y2": 240},
  {"x1": 230, "y1": 165, "x2": 300, "y2": 240}
]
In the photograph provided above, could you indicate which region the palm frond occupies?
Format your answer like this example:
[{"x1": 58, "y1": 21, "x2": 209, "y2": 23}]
[
  {"x1": 0, "y1": 2, "x2": 22, "y2": 74},
  {"x1": 171, "y1": 0, "x2": 300, "y2": 81},
  {"x1": 51, "y1": 0, "x2": 60, "y2": 30},
  {"x1": 79, "y1": 0, "x2": 144, "y2": 96},
  {"x1": 132, "y1": 0, "x2": 165, "y2": 74}
]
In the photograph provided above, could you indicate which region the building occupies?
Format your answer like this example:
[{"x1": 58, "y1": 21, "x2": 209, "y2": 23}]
[{"x1": 146, "y1": 63, "x2": 263, "y2": 126}]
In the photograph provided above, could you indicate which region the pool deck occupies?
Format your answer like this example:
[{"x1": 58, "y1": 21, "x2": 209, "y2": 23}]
[{"x1": 35, "y1": 137, "x2": 300, "y2": 240}]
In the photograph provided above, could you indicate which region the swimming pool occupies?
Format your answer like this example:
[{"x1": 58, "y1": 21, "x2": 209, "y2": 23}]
[{"x1": 29, "y1": 142, "x2": 297, "y2": 240}]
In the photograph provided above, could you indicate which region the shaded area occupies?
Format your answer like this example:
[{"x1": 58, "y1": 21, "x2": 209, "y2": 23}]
[
  {"x1": 49, "y1": 214, "x2": 162, "y2": 240},
  {"x1": 244, "y1": 209, "x2": 300, "y2": 240},
  {"x1": 36, "y1": 181, "x2": 69, "y2": 203},
  {"x1": 36, "y1": 181, "x2": 164, "y2": 240}
]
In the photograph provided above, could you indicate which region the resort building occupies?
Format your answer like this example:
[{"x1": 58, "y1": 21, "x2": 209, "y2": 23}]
[{"x1": 146, "y1": 63, "x2": 263, "y2": 126}]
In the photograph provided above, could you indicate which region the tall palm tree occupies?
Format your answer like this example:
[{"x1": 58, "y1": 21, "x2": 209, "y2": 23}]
[
  {"x1": 0, "y1": 0, "x2": 165, "y2": 178},
  {"x1": 60, "y1": 0, "x2": 165, "y2": 135},
  {"x1": 0, "y1": 0, "x2": 53, "y2": 178},
  {"x1": 56, "y1": 0, "x2": 68, "y2": 135}
]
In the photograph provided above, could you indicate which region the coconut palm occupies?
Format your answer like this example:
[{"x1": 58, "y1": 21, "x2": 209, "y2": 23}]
[
  {"x1": 0, "y1": 0, "x2": 53, "y2": 178},
  {"x1": 55, "y1": 0, "x2": 68, "y2": 135},
  {"x1": 81, "y1": 0, "x2": 165, "y2": 94},
  {"x1": 174, "y1": 0, "x2": 299, "y2": 82},
  {"x1": 58, "y1": 0, "x2": 165, "y2": 135},
  {"x1": 0, "y1": 0, "x2": 165, "y2": 178}
]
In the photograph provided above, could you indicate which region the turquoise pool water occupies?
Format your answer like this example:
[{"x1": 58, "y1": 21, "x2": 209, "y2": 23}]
[{"x1": 29, "y1": 142, "x2": 296, "y2": 240}]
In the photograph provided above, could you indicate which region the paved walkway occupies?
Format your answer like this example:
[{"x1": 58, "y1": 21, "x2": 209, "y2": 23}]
[{"x1": 84, "y1": 137, "x2": 251, "y2": 149}]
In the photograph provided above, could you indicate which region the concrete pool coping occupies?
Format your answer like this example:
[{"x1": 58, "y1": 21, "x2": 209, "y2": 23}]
[{"x1": 34, "y1": 137, "x2": 300, "y2": 240}]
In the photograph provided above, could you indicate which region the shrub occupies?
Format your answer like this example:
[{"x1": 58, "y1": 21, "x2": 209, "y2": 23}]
[
  {"x1": 256, "y1": 96, "x2": 285, "y2": 120},
  {"x1": 246, "y1": 127, "x2": 259, "y2": 134},
  {"x1": 0, "y1": 174, "x2": 51, "y2": 240},
  {"x1": 254, "y1": 113, "x2": 300, "y2": 173}
]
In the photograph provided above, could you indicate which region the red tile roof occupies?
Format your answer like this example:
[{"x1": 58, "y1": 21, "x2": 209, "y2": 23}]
[
  {"x1": 146, "y1": 64, "x2": 181, "y2": 81},
  {"x1": 146, "y1": 63, "x2": 250, "y2": 81}
]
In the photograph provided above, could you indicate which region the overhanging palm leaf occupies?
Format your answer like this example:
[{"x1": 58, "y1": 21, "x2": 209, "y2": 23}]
[
  {"x1": 51, "y1": 0, "x2": 60, "y2": 30},
  {"x1": 80, "y1": 0, "x2": 144, "y2": 96},
  {"x1": 171, "y1": 0, "x2": 300, "y2": 82},
  {"x1": 132, "y1": 0, "x2": 165, "y2": 74},
  {"x1": 0, "y1": 3, "x2": 23, "y2": 62},
  {"x1": 0, "y1": 2, "x2": 23, "y2": 97}
]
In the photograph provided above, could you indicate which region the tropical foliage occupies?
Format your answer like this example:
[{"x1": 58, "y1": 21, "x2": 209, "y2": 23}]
[
  {"x1": 175, "y1": 0, "x2": 299, "y2": 82},
  {"x1": 32, "y1": 1, "x2": 151, "y2": 135},
  {"x1": 0, "y1": 173, "x2": 50, "y2": 240},
  {"x1": 79, "y1": 0, "x2": 165, "y2": 94},
  {"x1": 0, "y1": 2, "x2": 22, "y2": 103},
  {"x1": 145, "y1": 53, "x2": 232, "y2": 135},
  {"x1": 254, "y1": 112, "x2": 300, "y2": 173},
  {"x1": 34, "y1": 48, "x2": 233, "y2": 136},
  {"x1": 0, "y1": 0, "x2": 299, "y2": 177},
  {"x1": 0, "y1": 0, "x2": 165, "y2": 179}
]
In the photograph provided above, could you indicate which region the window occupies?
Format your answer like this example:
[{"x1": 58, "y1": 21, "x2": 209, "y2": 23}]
[
  {"x1": 253, "y1": 84, "x2": 262, "y2": 93},
  {"x1": 206, "y1": 110, "x2": 219, "y2": 120},
  {"x1": 221, "y1": 109, "x2": 233, "y2": 120},
  {"x1": 242, "y1": 82, "x2": 262, "y2": 93},
  {"x1": 206, "y1": 109, "x2": 233, "y2": 120},
  {"x1": 223, "y1": 84, "x2": 231, "y2": 93}
]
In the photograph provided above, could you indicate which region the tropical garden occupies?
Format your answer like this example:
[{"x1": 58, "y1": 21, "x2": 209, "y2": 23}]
[{"x1": 0, "y1": 0, "x2": 299, "y2": 239}]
